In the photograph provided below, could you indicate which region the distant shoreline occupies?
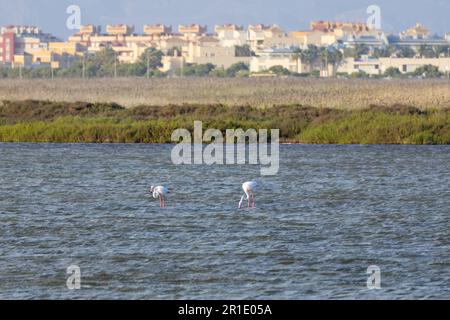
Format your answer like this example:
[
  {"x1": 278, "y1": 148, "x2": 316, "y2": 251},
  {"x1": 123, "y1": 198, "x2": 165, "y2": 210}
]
[{"x1": 0, "y1": 100, "x2": 448, "y2": 145}]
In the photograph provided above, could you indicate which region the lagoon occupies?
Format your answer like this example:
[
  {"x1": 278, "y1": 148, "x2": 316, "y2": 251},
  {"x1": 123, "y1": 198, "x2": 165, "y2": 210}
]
[{"x1": 0, "y1": 144, "x2": 449, "y2": 299}]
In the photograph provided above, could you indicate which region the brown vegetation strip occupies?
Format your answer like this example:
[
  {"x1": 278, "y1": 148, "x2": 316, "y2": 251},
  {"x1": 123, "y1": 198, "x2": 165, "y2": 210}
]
[{"x1": 1, "y1": 78, "x2": 450, "y2": 109}]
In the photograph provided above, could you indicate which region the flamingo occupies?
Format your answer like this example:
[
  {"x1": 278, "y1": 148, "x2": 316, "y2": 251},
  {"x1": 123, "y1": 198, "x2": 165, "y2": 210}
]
[
  {"x1": 239, "y1": 181, "x2": 257, "y2": 209},
  {"x1": 149, "y1": 186, "x2": 170, "y2": 208}
]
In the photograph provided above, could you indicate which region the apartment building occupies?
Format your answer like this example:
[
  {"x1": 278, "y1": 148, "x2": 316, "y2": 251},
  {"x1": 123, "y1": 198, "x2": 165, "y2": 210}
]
[
  {"x1": 290, "y1": 30, "x2": 338, "y2": 47},
  {"x1": 69, "y1": 24, "x2": 186, "y2": 63},
  {"x1": 250, "y1": 48, "x2": 301, "y2": 73},
  {"x1": 400, "y1": 23, "x2": 429, "y2": 40},
  {"x1": 144, "y1": 24, "x2": 172, "y2": 35},
  {"x1": 215, "y1": 24, "x2": 247, "y2": 47},
  {"x1": 0, "y1": 25, "x2": 60, "y2": 65},
  {"x1": 48, "y1": 42, "x2": 85, "y2": 56},
  {"x1": 310, "y1": 21, "x2": 372, "y2": 33},
  {"x1": 179, "y1": 24, "x2": 207, "y2": 38},
  {"x1": 183, "y1": 36, "x2": 251, "y2": 68},
  {"x1": 341, "y1": 32, "x2": 389, "y2": 48},
  {"x1": 80, "y1": 25, "x2": 102, "y2": 35},
  {"x1": 247, "y1": 24, "x2": 271, "y2": 51},
  {"x1": 262, "y1": 25, "x2": 304, "y2": 49},
  {"x1": 111, "y1": 43, "x2": 150, "y2": 64},
  {"x1": 338, "y1": 56, "x2": 450, "y2": 75},
  {"x1": 388, "y1": 23, "x2": 450, "y2": 50},
  {"x1": 158, "y1": 36, "x2": 188, "y2": 54},
  {"x1": 0, "y1": 32, "x2": 15, "y2": 64},
  {"x1": 106, "y1": 24, "x2": 135, "y2": 36}
]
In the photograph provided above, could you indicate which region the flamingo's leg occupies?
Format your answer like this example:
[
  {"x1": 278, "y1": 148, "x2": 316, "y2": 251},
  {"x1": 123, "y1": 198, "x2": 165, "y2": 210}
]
[
  {"x1": 159, "y1": 196, "x2": 163, "y2": 208},
  {"x1": 252, "y1": 193, "x2": 255, "y2": 208},
  {"x1": 163, "y1": 196, "x2": 165, "y2": 209}
]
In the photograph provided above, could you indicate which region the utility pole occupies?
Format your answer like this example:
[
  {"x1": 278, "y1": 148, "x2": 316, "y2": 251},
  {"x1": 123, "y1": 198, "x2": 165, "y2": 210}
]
[
  {"x1": 114, "y1": 51, "x2": 117, "y2": 78},
  {"x1": 180, "y1": 57, "x2": 184, "y2": 78},
  {"x1": 51, "y1": 55, "x2": 54, "y2": 80},
  {"x1": 82, "y1": 53, "x2": 86, "y2": 79},
  {"x1": 146, "y1": 51, "x2": 150, "y2": 79}
]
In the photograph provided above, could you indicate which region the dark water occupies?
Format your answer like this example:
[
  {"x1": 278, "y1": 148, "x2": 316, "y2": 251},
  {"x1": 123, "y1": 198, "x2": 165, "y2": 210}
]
[{"x1": 0, "y1": 143, "x2": 449, "y2": 300}]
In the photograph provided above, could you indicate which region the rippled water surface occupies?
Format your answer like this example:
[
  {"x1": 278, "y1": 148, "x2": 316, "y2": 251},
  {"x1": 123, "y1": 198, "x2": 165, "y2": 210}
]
[{"x1": 0, "y1": 144, "x2": 449, "y2": 299}]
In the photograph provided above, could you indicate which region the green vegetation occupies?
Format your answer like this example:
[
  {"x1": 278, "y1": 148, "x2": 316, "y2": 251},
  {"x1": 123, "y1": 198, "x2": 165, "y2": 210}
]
[
  {"x1": 235, "y1": 45, "x2": 255, "y2": 57},
  {"x1": 384, "y1": 67, "x2": 402, "y2": 78},
  {"x1": 0, "y1": 100, "x2": 449, "y2": 144},
  {"x1": 413, "y1": 64, "x2": 443, "y2": 78},
  {"x1": 175, "y1": 62, "x2": 251, "y2": 77},
  {"x1": 380, "y1": 64, "x2": 444, "y2": 79}
]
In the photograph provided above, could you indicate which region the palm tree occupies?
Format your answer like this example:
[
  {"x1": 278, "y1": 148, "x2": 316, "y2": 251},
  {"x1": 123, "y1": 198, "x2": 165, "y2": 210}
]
[
  {"x1": 418, "y1": 45, "x2": 427, "y2": 58},
  {"x1": 292, "y1": 48, "x2": 303, "y2": 73},
  {"x1": 434, "y1": 45, "x2": 450, "y2": 58},
  {"x1": 294, "y1": 45, "x2": 319, "y2": 73},
  {"x1": 329, "y1": 49, "x2": 343, "y2": 75},
  {"x1": 318, "y1": 47, "x2": 343, "y2": 77},
  {"x1": 307, "y1": 45, "x2": 319, "y2": 64},
  {"x1": 319, "y1": 47, "x2": 328, "y2": 76}
]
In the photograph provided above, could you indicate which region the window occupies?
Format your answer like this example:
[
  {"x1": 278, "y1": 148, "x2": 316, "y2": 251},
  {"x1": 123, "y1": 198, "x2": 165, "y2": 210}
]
[{"x1": 402, "y1": 65, "x2": 407, "y2": 72}]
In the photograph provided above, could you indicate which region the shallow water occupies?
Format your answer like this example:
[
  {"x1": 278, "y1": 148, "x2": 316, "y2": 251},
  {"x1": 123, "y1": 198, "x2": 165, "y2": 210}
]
[{"x1": 0, "y1": 143, "x2": 449, "y2": 299}]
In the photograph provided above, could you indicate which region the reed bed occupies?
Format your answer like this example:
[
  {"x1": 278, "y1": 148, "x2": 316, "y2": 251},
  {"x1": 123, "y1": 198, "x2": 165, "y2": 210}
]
[{"x1": 1, "y1": 78, "x2": 450, "y2": 110}]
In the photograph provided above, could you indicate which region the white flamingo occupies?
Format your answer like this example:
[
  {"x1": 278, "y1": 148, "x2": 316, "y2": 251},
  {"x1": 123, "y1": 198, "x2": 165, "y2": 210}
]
[
  {"x1": 149, "y1": 186, "x2": 170, "y2": 208},
  {"x1": 239, "y1": 181, "x2": 257, "y2": 209}
]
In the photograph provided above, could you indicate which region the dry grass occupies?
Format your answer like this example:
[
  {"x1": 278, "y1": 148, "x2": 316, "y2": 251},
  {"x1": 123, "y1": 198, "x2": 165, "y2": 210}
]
[{"x1": 1, "y1": 78, "x2": 450, "y2": 109}]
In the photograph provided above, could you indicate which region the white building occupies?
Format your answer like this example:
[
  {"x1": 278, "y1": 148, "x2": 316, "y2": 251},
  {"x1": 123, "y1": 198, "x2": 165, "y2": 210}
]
[
  {"x1": 184, "y1": 36, "x2": 251, "y2": 68},
  {"x1": 250, "y1": 48, "x2": 301, "y2": 73},
  {"x1": 215, "y1": 24, "x2": 247, "y2": 47},
  {"x1": 338, "y1": 56, "x2": 450, "y2": 75}
]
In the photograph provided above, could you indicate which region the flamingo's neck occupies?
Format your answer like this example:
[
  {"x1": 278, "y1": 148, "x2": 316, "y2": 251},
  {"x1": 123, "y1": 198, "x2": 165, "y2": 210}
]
[{"x1": 238, "y1": 195, "x2": 246, "y2": 209}]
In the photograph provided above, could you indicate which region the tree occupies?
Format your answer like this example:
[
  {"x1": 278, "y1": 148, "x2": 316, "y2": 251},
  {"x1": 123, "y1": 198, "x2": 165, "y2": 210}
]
[
  {"x1": 417, "y1": 45, "x2": 436, "y2": 58},
  {"x1": 235, "y1": 45, "x2": 254, "y2": 57},
  {"x1": 317, "y1": 47, "x2": 343, "y2": 77},
  {"x1": 344, "y1": 44, "x2": 370, "y2": 59},
  {"x1": 167, "y1": 46, "x2": 182, "y2": 57},
  {"x1": 58, "y1": 48, "x2": 117, "y2": 78},
  {"x1": 138, "y1": 48, "x2": 164, "y2": 69},
  {"x1": 210, "y1": 67, "x2": 227, "y2": 77},
  {"x1": 226, "y1": 62, "x2": 249, "y2": 77},
  {"x1": 396, "y1": 46, "x2": 416, "y2": 58},
  {"x1": 195, "y1": 63, "x2": 215, "y2": 76},
  {"x1": 373, "y1": 45, "x2": 396, "y2": 58},
  {"x1": 384, "y1": 67, "x2": 402, "y2": 78},
  {"x1": 269, "y1": 65, "x2": 291, "y2": 76},
  {"x1": 176, "y1": 63, "x2": 216, "y2": 77},
  {"x1": 434, "y1": 45, "x2": 450, "y2": 58},
  {"x1": 413, "y1": 65, "x2": 443, "y2": 78},
  {"x1": 294, "y1": 45, "x2": 319, "y2": 72},
  {"x1": 350, "y1": 70, "x2": 369, "y2": 78}
]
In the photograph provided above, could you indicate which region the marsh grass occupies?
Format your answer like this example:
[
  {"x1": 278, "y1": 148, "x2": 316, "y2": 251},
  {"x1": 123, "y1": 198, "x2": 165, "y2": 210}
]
[
  {"x1": 1, "y1": 78, "x2": 450, "y2": 109},
  {"x1": 0, "y1": 100, "x2": 449, "y2": 144}
]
